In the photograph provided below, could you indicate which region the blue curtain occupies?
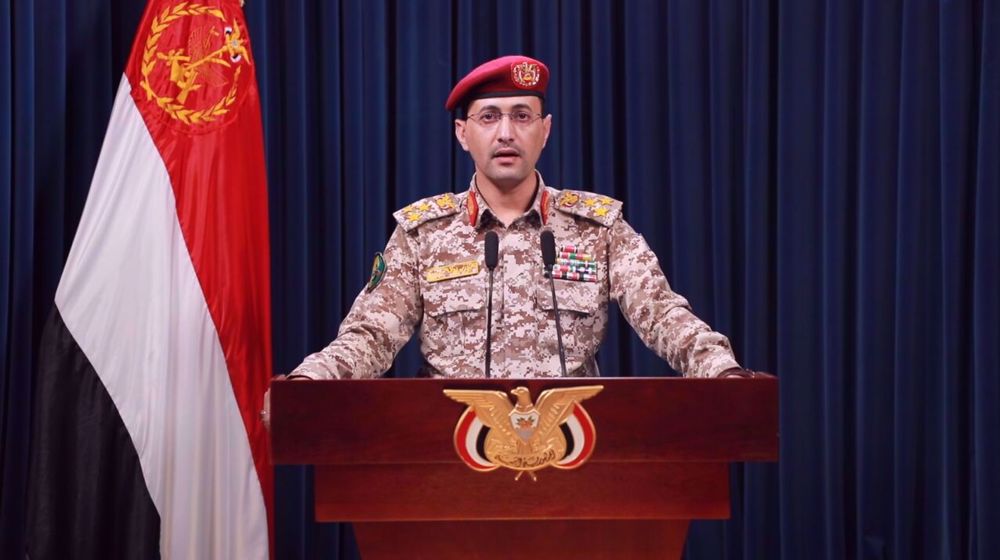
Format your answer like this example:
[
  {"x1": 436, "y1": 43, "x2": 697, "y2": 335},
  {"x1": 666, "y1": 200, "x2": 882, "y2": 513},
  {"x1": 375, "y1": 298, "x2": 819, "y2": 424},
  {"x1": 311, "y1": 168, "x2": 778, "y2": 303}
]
[{"x1": 3, "y1": 1, "x2": 999, "y2": 558}]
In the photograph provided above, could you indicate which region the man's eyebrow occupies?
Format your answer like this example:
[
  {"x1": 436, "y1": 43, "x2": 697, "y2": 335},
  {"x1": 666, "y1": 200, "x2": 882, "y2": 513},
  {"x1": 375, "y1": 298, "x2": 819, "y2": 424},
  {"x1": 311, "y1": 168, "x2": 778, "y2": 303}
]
[{"x1": 473, "y1": 102, "x2": 536, "y2": 112}]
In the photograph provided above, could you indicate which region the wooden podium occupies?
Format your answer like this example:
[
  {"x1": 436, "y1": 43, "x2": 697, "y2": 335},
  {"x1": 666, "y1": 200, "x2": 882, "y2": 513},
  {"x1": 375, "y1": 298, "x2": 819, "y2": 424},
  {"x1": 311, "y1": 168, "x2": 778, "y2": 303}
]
[{"x1": 270, "y1": 377, "x2": 778, "y2": 559}]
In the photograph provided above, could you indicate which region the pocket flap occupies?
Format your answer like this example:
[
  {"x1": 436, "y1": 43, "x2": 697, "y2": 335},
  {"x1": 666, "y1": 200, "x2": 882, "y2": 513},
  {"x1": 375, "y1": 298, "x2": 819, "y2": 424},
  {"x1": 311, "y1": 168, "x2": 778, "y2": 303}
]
[
  {"x1": 423, "y1": 277, "x2": 485, "y2": 317},
  {"x1": 536, "y1": 280, "x2": 599, "y2": 314}
]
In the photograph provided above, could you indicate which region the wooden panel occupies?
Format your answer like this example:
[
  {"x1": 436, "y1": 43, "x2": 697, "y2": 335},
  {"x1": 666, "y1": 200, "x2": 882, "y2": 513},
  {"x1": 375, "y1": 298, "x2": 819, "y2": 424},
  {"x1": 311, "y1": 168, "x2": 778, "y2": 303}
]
[
  {"x1": 354, "y1": 520, "x2": 690, "y2": 560},
  {"x1": 313, "y1": 462, "x2": 729, "y2": 521},
  {"x1": 271, "y1": 377, "x2": 778, "y2": 465}
]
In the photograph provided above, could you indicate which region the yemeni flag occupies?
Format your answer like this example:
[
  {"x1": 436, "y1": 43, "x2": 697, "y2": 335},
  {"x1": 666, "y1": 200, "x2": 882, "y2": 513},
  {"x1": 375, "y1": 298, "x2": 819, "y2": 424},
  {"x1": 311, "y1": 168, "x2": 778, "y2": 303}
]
[{"x1": 27, "y1": 1, "x2": 272, "y2": 558}]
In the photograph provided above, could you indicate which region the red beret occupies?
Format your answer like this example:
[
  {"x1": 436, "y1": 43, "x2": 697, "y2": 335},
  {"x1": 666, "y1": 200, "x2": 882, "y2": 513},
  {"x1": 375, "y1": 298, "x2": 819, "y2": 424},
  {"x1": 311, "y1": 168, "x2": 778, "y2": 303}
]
[{"x1": 445, "y1": 55, "x2": 550, "y2": 112}]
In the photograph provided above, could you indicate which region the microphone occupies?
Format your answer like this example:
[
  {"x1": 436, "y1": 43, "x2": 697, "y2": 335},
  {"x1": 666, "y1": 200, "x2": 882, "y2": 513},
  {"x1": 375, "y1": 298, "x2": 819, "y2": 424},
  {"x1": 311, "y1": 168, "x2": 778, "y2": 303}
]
[
  {"x1": 540, "y1": 230, "x2": 568, "y2": 377},
  {"x1": 485, "y1": 231, "x2": 499, "y2": 269},
  {"x1": 484, "y1": 231, "x2": 499, "y2": 378},
  {"x1": 541, "y1": 230, "x2": 556, "y2": 269}
]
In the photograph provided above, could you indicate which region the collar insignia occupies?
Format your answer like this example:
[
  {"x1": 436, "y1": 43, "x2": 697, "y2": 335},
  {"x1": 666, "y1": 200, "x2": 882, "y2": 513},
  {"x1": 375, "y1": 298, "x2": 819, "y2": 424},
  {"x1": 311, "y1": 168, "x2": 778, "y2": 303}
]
[
  {"x1": 467, "y1": 192, "x2": 480, "y2": 227},
  {"x1": 540, "y1": 189, "x2": 550, "y2": 225}
]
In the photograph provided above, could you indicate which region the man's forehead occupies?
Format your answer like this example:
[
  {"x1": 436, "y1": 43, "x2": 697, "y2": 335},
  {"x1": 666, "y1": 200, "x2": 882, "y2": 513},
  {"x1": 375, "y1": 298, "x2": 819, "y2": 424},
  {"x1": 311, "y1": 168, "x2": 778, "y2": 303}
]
[{"x1": 467, "y1": 96, "x2": 543, "y2": 112}]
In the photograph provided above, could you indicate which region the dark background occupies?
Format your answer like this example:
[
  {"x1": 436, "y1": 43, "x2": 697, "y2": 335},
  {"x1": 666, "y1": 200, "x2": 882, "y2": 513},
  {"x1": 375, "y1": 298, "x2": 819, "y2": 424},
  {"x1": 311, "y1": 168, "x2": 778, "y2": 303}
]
[{"x1": 3, "y1": 1, "x2": 999, "y2": 558}]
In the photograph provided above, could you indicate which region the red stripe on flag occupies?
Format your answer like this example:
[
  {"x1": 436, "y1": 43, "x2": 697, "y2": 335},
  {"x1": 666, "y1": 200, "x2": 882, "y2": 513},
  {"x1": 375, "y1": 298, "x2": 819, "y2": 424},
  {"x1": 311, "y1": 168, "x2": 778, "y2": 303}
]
[
  {"x1": 124, "y1": 0, "x2": 273, "y2": 553},
  {"x1": 454, "y1": 410, "x2": 493, "y2": 471},
  {"x1": 561, "y1": 404, "x2": 597, "y2": 468}
]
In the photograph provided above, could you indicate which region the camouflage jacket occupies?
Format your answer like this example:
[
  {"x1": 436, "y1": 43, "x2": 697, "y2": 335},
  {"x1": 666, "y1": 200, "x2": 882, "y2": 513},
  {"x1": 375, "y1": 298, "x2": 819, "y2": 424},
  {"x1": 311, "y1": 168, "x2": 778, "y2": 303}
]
[{"x1": 291, "y1": 175, "x2": 740, "y2": 379}]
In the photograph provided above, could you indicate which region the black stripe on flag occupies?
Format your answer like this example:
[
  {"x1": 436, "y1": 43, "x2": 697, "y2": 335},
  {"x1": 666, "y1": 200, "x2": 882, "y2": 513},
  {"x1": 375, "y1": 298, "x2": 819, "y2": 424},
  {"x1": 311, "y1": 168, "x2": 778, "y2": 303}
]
[
  {"x1": 476, "y1": 426, "x2": 490, "y2": 461},
  {"x1": 560, "y1": 422, "x2": 576, "y2": 460},
  {"x1": 27, "y1": 308, "x2": 161, "y2": 559}
]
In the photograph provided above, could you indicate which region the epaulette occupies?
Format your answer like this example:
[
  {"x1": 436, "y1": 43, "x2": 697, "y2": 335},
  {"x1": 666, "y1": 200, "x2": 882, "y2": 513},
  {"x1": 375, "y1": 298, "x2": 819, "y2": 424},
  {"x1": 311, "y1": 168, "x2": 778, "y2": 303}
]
[
  {"x1": 552, "y1": 189, "x2": 623, "y2": 227},
  {"x1": 393, "y1": 192, "x2": 461, "y2": 232}
]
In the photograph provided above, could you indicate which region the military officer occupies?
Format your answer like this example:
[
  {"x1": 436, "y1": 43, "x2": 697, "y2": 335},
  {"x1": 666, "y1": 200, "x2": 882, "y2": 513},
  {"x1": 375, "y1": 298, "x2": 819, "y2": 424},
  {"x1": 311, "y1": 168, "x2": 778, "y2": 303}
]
[{"x1": 283, "y1": 55, "x2": 751, "y2": 383}]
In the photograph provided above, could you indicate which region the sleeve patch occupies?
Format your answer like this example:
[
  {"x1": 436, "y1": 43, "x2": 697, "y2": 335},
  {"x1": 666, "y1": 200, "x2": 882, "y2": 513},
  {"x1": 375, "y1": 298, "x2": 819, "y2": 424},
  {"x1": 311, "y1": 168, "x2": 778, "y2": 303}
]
[{"x1": 366, "y1": 252, "x2": 387, "y2": 292}]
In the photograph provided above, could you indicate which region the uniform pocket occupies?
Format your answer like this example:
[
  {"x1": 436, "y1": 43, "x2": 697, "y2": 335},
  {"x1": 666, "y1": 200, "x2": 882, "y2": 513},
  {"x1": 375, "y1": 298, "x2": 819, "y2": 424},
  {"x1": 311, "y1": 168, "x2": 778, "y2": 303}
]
[
  {"x1": 423, "y1": 279, "x2": 485, "y2": 316},
  {"x1": 422, "y1": 276, "x2": 486, "y2": 361},
  {"x1": 535, "y1": 279, "x2": 599, "y2": 314},
  {"x1": 534, "y1": 280, "x2": 602, "y2": 365}
]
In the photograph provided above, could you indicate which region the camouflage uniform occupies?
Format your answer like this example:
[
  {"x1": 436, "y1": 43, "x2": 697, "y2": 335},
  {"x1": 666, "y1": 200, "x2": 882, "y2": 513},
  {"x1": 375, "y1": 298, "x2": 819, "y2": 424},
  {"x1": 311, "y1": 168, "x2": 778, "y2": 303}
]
[{"x1": 291, "y1": 175, "x2": 740, "y2": 380}]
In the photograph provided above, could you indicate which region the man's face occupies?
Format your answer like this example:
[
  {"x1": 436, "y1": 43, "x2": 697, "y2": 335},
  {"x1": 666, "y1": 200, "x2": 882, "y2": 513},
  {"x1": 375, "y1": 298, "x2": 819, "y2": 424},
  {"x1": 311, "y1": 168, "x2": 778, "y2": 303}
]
[{"x1": 454, "y1": 96, "x2": 552, "y2": 191}]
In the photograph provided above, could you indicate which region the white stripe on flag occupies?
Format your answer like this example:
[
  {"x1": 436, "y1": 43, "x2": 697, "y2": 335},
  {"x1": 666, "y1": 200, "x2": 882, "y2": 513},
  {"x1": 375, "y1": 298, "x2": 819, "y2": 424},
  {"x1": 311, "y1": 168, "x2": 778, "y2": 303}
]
[
  {"x1": 55, "y1": 76, "x2": 268, "y2": 559},
  {"x1": 558, "y1": 415, "x2": 586, "y2": 465},
  {"x1": 464, "y1": 417, "x2": 493, "y2": 468}
]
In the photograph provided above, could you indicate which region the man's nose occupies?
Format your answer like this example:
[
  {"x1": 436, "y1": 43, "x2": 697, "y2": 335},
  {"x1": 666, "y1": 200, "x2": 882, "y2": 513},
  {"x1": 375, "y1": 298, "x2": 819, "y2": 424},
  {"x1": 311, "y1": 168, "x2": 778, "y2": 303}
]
[{"x1": 496, "y1": 114, "x2": 514, "y2": 140}]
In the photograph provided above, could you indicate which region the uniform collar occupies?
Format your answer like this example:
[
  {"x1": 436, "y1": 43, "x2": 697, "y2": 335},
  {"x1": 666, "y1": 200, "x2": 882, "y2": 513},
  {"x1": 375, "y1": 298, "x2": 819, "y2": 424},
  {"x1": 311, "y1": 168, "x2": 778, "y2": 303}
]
[{"x1": 466, "y1": 171, "x2": 552, "y2": 229}]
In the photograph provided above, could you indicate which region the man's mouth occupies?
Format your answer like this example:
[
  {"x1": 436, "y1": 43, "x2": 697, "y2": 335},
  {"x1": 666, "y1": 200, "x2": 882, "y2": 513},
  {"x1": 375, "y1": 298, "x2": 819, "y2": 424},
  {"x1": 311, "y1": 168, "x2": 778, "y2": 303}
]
[{"x1": 493, "y1": 148, "x2": 520, "y2": 159}]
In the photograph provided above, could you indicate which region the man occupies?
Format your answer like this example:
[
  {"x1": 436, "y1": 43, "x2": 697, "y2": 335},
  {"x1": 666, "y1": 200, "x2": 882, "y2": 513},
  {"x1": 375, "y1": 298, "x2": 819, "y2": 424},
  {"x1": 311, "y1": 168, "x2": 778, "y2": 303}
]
[{"x1": 286, "y1": 55, "x2": 748, "y2": 381}]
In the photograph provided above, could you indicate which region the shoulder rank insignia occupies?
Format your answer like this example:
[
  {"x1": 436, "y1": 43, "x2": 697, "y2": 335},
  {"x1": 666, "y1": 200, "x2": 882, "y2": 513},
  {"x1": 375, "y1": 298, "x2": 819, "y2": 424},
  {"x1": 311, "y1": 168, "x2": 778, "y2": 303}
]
[
  {"x1": 366, "y1": 252, "x2": 387, "y2": 292},
  {"x1": 558, "y1": 191, "x2": 580, "y2": 207},
  {"x1": 393, "y1": 193, "x2": 461, "y2": 232},
  {"x1": 554, "y1": 190, "x2": 623, "y2": 227},
  {"x1": 444, "y1": 385, "x2": 604, "y2": 481}
]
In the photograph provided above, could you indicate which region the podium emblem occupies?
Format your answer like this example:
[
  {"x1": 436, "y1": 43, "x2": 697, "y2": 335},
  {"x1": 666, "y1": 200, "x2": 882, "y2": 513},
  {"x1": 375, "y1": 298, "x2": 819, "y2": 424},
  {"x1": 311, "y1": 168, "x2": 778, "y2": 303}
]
[{"x1": 444, "y1": 385, "x2": 603, "y2": 480}]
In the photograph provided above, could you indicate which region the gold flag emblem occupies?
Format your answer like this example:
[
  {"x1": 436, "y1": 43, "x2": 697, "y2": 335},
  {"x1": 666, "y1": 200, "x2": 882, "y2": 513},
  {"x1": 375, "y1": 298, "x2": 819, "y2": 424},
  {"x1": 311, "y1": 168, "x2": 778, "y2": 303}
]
[
  {"x1": 444, "y1": 385, "x2": 603, "y2": 480},
  {"x1": 138, "y1": 2, "x2": 253, "y2": 130}
]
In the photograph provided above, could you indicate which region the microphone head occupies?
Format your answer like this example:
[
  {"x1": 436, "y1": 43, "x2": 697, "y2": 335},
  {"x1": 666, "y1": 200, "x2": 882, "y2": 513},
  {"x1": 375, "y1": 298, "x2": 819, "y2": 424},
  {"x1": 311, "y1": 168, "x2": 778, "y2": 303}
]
[
  {"x1": 484, "y1": 231, "x2": 499, "y2": 270},
  {"x1": 540, "y1": 230, "x2": 556, "y2": 267}
]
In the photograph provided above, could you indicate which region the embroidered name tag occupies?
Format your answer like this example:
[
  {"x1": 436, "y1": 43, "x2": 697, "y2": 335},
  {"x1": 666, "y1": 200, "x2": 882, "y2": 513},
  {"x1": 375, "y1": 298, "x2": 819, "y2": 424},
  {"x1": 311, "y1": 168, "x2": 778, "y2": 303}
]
[{"x1": 425, "y1": 260, "x2": 480, "y2": 283}]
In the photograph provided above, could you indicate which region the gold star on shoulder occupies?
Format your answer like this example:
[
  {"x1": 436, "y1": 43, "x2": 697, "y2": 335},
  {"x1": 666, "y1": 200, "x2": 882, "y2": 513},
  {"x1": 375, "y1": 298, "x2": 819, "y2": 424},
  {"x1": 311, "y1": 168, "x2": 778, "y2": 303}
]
[
  {"x1": 582, "y1": 198, "x2": 599, "y2": 207},
  {"x1": 594, "y1": 206, "x2": 609, "y2": 217},
  {"x1": 394, "y1": 193, "x2": 464, "y2": 231}
]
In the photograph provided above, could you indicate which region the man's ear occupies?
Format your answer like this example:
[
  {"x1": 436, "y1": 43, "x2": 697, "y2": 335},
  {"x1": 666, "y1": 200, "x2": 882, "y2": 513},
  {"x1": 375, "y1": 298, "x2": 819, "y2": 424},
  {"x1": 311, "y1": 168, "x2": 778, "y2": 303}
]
[
  {"x1": 541, "y1": 113, "x2": 553, "y2": 148},
  {"x1": 455, "y1": 119, "x2": 470, "y2": 152}
]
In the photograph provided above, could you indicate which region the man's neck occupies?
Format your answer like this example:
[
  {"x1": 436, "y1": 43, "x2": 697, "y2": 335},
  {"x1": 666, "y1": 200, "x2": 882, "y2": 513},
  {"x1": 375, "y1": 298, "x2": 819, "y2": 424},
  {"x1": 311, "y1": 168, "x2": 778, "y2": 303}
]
[{"x1": 475, "y1": 173, "x2": 538, "y2": 226}]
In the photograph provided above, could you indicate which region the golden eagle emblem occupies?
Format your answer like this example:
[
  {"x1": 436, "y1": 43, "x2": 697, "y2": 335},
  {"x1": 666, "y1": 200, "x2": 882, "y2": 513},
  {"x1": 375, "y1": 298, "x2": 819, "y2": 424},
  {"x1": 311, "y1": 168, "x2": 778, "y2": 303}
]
[{"x1": 444, "y1": 385, "x2": 603, "y2": 480}]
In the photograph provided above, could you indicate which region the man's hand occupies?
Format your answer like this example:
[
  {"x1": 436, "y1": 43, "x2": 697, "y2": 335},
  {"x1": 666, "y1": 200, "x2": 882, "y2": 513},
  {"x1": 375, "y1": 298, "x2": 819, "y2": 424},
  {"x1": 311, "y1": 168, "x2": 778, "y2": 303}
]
[
  {"x1": 261, "y1": 374, "x2": 315, "y2": 430},
  {"x1": 260, "y1": 375, "x2": 284, "y2": 430},
  {"x1": 719, "y1": 367, "x2": 757, "y2": 378}
]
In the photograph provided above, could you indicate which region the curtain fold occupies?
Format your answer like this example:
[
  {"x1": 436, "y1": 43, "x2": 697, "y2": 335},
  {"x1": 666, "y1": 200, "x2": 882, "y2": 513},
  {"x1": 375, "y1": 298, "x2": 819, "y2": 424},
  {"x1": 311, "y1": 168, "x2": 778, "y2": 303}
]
[{"x1": 3, "y1": 1, "x2": 998, "y2": 558}]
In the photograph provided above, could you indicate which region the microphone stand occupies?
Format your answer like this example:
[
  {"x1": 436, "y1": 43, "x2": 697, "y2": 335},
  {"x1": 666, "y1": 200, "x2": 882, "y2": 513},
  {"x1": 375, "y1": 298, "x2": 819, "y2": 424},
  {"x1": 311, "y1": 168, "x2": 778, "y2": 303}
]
[
  {"x1": 485, "y1": 270, "x2": 495, "y2": 378},
  {"x1": 546, "y1": 266, "x2": 568, "y2": 377},
  {"x1": 484, "y1": 231, "x2": 499, "y2": 378},
  {"x1": 540, "y1": 230, "x2": 568, "y2": 377}
]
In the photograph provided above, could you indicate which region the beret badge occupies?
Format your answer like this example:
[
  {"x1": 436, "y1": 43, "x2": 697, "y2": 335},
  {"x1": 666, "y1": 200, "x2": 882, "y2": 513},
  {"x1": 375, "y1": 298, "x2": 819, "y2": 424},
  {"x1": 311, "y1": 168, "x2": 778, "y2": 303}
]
[{"x1": 511, "y1": 61, "x2": 541, "y2": 88}]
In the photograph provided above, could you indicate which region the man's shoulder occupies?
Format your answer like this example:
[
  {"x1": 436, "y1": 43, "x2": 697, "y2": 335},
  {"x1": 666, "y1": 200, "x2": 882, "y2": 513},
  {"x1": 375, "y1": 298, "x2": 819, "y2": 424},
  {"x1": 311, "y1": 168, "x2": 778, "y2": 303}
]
[
  {"x1": 392, "y1": 192, "x2": 465, "y2": 232},
  {"x1": 549, "y1": 187, "x2": 623, "y2": 228}
]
